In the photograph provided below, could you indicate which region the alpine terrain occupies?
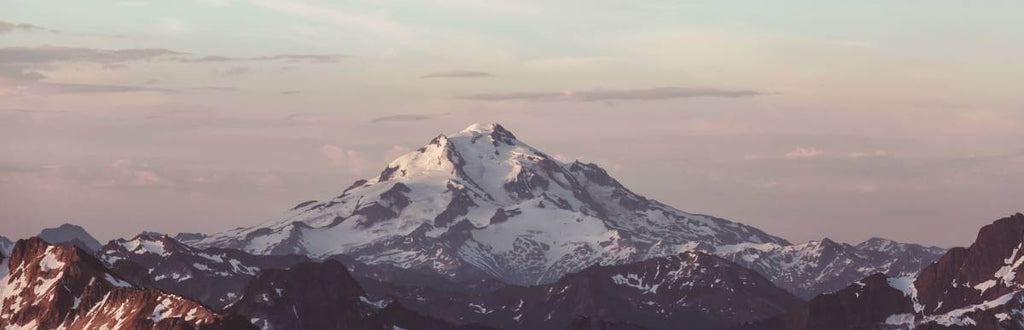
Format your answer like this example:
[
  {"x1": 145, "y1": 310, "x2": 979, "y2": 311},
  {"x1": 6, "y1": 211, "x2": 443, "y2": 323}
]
[
  {"x1": 192, "y1": 123, "x2": 942, "y2": 297},
  {"x1": 0, "y1": 237, "x2": 254, "y2": 329},
  {"x1": 740, "y1": 213, "x2": 1024, "y2": 329}
]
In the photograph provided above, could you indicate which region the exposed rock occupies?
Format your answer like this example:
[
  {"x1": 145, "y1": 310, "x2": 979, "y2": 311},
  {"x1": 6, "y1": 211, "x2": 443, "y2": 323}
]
[{"x1": 0, "y1": 237, "x2": 253, "y2": 330}]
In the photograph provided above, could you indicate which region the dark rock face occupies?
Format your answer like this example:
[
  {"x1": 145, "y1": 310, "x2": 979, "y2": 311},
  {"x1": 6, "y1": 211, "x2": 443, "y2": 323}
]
[
  {"x1": 37, "y1": 223, "x2": 103, "y2": 253},
  {"x1": 330, "y1": 254, "x2": 506, "y2": 296},
  {"x1": 0, "y1": 237, "x2": 253, "y2": 330},
  {"x1": 736, "y1": 274, "x2": 915, "y2": 330},
  {"x1": 739, "y1": 213, "x2": 1024, "y2": 330},
  {"x1": 174, "y1": 232, "x2": 208, "y2": 245},
  {"x1": 567, "y1": 317, "x2": 649, "y2": 330},
  {"x1": 385, "y1": 252, "x2": 801, "y2": 330},
  {"x1": 226, "y1": 260, "x2": 489, "y2": 330},
  {"x1": 97, "y1": 233, "x2": 310, "y2": 309}
]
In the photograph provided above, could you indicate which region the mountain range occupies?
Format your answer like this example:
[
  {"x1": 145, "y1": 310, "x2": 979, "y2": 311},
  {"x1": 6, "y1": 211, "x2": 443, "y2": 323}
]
[
  {"x1": 188, "y1": 123, "x2": 943, "y2": 297},
  {"x1": 738, "y1": 213, "x2": 1024, "y2": 330},
  {"x1": 3, "y1": 123, "x2": 1011, "y2": 329}
]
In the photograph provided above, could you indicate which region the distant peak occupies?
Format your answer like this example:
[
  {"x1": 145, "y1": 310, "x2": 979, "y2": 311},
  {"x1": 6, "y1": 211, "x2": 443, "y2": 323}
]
[
  {"x1": 460, "y1": 122, "x2": 502, "y2": 134},
  {"x1": 459, "y1": 122, "x2": 514, "y2": 137}
]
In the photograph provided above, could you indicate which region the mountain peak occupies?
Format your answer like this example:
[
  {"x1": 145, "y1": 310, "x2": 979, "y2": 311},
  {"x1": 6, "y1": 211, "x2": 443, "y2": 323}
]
[
  {"x1": 38, "y1": 223, "x2": 103, "y2": 253},
  {"x1": 459, "y1": 122, "x2": 509, "y2": 135},
  {"x1": 197, "y1": 122, "x2": 791, "y2": 285}
]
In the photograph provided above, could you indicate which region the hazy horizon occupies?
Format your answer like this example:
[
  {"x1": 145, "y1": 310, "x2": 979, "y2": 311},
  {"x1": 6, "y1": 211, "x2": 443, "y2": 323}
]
[{"x1": 2, "y1": 1, "x2": 1022, "y2": 248}]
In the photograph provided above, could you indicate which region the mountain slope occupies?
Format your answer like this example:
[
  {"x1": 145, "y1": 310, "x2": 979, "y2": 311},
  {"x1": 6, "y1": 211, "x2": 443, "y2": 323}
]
[
  {"x1": 38, "y1": 223, "x2": 103, "y2": 253},
  {"x1": 98, "y1": 233, "x2": 311, "y2": 309},
  {"x1": 715, "y1": 237, "x2": 944, "y2": 298},
  {"x1": 225, "y1": 259, "x2": 489, "y2": 330},
  {"x1": 739, "y1": 213, "x2": 1024, "y2": 329},
  {"x1": 0, "y1": 237, "x2": 254, "y2": 329},
  {"x1": 195, "y1": 123, "x2": 788, "y2": 286},
  {"x1": 377, "y1": 251, "x2": 801, "y2": 330}
]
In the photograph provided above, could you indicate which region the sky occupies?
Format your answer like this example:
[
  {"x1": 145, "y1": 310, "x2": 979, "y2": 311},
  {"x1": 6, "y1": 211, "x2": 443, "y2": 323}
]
[{"x1": 1, "y1": 0, "x2": 1022, "y2": 248}]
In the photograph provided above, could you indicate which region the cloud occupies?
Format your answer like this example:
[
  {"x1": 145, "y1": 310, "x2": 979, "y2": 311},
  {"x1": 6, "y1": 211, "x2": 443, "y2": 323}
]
[
  {"x1": 0, "y1": 46, "x2": 183, "y2": 65},
  {"x1": 0, "y1": 46, "x2": 184, "y2": 84},
  {"x1": 27, "y1": 82, "x2": 175, "y2": 94},
  {"x1": 109, "y1": 159, "x2": 172, "y2": 187},
  {"x1": 250, "y1": 54, "x2": 347, "y2": 63},
  {"x1": 460, "y1": 87, "x2": 761, "y2": 102},
  {"x1": 219, "y1": 66, "x2": 251, "y2": 76},
  {"x1": 279, "y1": 90, "x2": 301, "y2": 95},
  {"x1": 322, "y1": 144, "x2": 366, "y2": 174},
  {"x1": 785, "y1": 147, "x2": 825, "y2": 159},
  {"x1": 420, "y1": 70, "x2": 493, "y2": 79},
  {"x1": 176, "y1": 54, "x2": 348, "y2": 64},
  {"x1": 460, "y1": 91, "x2": 566, "y2": 101},
  {"x1": 843, "y1": 150, "x2": 890, "y2": 159},
  {"x1": 371, "y1": 114, "x2": 436, "y2": 123},
  {"x1": 384, "y1": 145, "x2": 410, "y2": 161},
  {"x1": 184, "y1": 86, "x2": 237, "y2": 93},
  {"x1": 0, "y1": 21, "x2": 58, "y2": 34}
]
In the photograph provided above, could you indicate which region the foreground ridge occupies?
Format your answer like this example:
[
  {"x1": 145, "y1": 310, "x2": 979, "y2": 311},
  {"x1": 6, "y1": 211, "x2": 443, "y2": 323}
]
[{"x1": 0, "y1": 237, "x2": 254, "y2": 330}]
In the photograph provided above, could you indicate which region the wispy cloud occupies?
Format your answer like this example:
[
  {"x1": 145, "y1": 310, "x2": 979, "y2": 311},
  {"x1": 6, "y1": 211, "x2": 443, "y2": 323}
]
[
  {"x1": 421, "y1": 70, "x2": 493, "y2": 79},
  {"x1": 176, "y1": 53, "x2": 348, "y2": 64},
  {"x1": 322, "y1": 144, "x2": 366, "y2": 174},
  {"x1": 0, "y1": 21, "x2": 58, "y2": 34},
  {"x1": 370, "y1": 114, "x2": 437, "y2": 123},
  {"x1": 219, "y1": 66, "x2": 252, "y2": 76},
  {"x1": 0, "y1": 46, "x2": 183, "y2": 65},
  {"x1": 28, "y1": 83, "x2": 175, "y2": 94},
  {"x1": 460, "y1": 87, "x2": 761, "y2": 102},
  {"x1": 785, "y1": 147, "x2": 825, "y2": 159}
]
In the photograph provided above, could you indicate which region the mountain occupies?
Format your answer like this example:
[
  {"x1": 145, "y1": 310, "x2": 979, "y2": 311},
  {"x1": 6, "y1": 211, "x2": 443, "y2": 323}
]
[
  {"x1": 738, "y1": 213, "x2": 1024, "y2": 329},
  {"x1": 0, "y1": 237, "x2": 254, "y2": 329},
  {"x1": 194, "y1": 123, "x2": 789, "y2": 286},
  {"x1": 97, "y1": 233, "x2": 311, "y2": 309},
  {"x1": 0, "y1": 235, "x2": 12, "y2": 256},
  {"x1": 714, "y1": 237, "x2": 945, "y2": 298},
  {"x1": 567, "y1": 317, "x2": 648, "y2": 330},
  {"x1": 378, "y1": 251, "x2": 801, "y2": 330},
  {"x1": 38, "y1": 223, "x2": 103, "y2": 253},
  {"x1": 224, "y1": 259, "x2": 489, "y2": 330}
]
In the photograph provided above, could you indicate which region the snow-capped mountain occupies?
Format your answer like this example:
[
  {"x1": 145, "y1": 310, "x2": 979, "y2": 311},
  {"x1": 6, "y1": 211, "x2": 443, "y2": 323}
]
[
  {"x1": 225, "y1": 259, "x2": 487, "y2": 330},
  {"x1": 714, "y1": 237, "x2": 945, "y2": 298},
  {"x1": 195, "y1": 123, "x2": 788, "y2": 285},
  {"x1": 0, "y1": 237, "x2": 254, "y2": 329},
  {"x1": 97, "y1": 233, "x2": 311, "y2": 309},
  {"x1": 38, "y1": 223, "x2": 103, "y2": 253},
  {"x1": 740, "y1": 213, "x2": 1024, "y2": 329},
  {"x1": 381, "y1": 251, "x2": 801, "y2": 330}
]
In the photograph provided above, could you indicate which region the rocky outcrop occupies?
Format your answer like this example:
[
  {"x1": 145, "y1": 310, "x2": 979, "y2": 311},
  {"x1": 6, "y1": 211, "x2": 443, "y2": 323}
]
[
  {"x1": 98, "y1": 233, "x2": 310, "y2": 309},
  {"x1": 0, "y1": 237, "x2": 253, "y2": 330}
]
